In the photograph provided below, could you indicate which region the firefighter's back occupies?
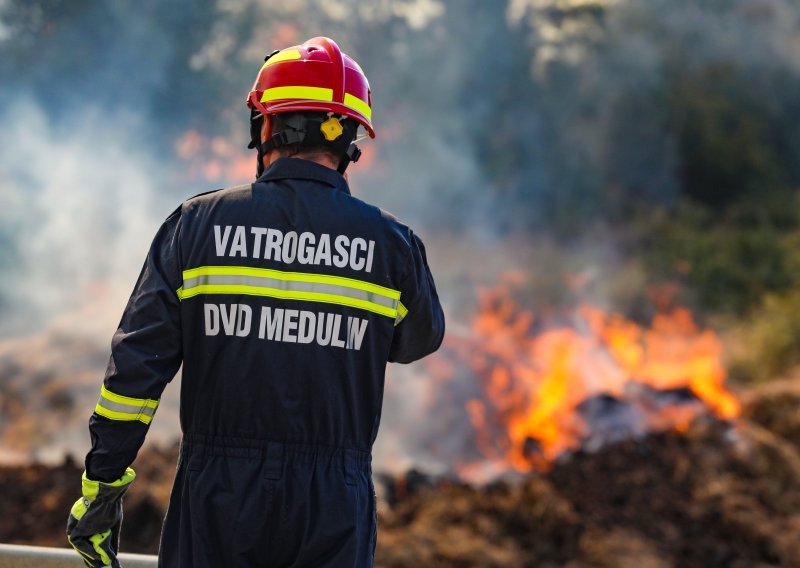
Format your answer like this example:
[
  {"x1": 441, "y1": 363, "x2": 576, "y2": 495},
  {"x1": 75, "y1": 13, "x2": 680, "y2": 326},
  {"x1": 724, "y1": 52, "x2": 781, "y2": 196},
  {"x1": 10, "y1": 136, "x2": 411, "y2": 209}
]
[{"x1": 159, "y1": 157, "x2": 444, "y2": 567}]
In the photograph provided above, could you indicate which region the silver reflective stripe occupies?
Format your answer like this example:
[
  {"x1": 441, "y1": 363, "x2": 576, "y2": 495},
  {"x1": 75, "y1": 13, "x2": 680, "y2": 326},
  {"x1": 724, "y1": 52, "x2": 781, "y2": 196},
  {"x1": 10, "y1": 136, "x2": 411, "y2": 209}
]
[
  {"x1": 182, "y1": 274, "x2": 399, "y2": 311},
  {"x1": 98, "y1": 397, "x2": 158, "y2": 418}
]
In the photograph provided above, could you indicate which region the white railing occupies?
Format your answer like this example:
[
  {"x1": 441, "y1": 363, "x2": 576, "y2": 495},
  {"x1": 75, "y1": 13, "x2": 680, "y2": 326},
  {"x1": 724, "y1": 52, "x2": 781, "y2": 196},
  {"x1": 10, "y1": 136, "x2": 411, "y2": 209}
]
[{"x1": 0, "y1": 543, "x2": 157, "y2": 567}]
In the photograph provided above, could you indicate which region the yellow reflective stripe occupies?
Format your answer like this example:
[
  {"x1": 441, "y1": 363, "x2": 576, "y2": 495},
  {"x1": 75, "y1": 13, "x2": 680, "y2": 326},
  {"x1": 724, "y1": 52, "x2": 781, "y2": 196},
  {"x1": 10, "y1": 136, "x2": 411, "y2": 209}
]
[
  {"x1": 261, "y1": 49, "x2": 301, "y2": 70},
  {"x1": 344, "y1": 93, "x2": 372, "y2": 121},
  {"x1": 81, "y1": 473, "x2": 99, "y2": 501},
  {"x1": 262, "y1": 86, "x2": 333, "y2": 103},
  {"x1": 178, "y1": 284, "x2": 397, "y2": 318},
  {"x1": 394, "y1": 301, "x2": 408, "y2": 327},
  {"x1": 80, "y1": 468, "x2": 135, "y2": 503},
  {"x1": 70, "y1": 497, "x2": 89, "y2": 520},
  {"x1": 179, "y1": 266, "x2": 404, "y2": 320},
  {"x1": 90, "y1": 531, "x2": 113, "y2": 565},
  {"x1": 95, "y1": 385, "x2": 159, "y2": 425},
  {"x1": 182, "y1": 266, "x2": 400, "y2": 300},
  {"x1": 100, "y1": 385, "x2": 159, "y2": 409},
  {"x1": 95, "y1": 405, "x2": 154, "y2": 425}
]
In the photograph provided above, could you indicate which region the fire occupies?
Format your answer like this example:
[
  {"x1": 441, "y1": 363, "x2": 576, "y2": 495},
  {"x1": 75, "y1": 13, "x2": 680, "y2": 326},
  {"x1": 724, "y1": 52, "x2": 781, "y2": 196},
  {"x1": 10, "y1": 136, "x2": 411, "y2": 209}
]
[{"x1": 443, "y1": 276, "x2": 740, "y2": 474}]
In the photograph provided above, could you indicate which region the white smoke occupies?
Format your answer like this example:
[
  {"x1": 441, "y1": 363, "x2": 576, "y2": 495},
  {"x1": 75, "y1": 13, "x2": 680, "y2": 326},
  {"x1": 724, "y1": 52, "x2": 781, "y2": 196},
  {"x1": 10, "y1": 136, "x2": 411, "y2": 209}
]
[
  {"x1": 0, "y1": 99, "x2": 185, "y2": 462},
  {"x1": 0, "y1": 0, "x2": 11, "y2": 42},
  {"x1": 0, "y1": 100, "x2": 171, "y2": 333}
]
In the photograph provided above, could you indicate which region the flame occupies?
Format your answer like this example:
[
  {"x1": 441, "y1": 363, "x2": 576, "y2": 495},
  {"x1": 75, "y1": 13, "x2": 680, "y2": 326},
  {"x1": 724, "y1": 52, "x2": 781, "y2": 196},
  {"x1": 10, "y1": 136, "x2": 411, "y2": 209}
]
[{"x1": 442, "y1": 276, "x2": 740, "y2": 474}]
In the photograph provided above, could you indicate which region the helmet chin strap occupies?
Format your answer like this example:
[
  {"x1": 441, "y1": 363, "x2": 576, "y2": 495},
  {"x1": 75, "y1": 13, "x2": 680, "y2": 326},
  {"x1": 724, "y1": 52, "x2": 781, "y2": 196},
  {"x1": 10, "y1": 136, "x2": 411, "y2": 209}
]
[
  {"x1": 247, "y1": 110, "x2": 268, "y2": 178},
  {"x1": 248, "y1": 112, "x2": 361, "y2": 177},
  {"x1": 337, "y1": 144, "x2": 362, "y2": 174}
]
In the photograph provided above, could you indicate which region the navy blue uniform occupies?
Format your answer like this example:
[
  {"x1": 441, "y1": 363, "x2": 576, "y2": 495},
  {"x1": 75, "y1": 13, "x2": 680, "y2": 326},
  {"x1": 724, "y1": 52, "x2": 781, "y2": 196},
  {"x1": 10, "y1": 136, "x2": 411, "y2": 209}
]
[{"x1": 84, "y1": 158, "x2": 445, "y2": 567}]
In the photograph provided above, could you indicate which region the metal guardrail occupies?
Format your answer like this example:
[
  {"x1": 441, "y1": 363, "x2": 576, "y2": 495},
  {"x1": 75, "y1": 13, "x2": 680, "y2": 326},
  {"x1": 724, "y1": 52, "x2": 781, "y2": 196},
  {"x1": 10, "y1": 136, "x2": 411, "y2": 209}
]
[{"x1": 0, "y1": 543, "x2": 157, "y2": 567}]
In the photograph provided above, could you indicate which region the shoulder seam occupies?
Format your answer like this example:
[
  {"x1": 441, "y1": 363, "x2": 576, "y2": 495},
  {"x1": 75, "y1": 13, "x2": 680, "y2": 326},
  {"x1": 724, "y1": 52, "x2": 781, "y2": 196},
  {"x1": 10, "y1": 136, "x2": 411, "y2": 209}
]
[
  {"x1": 183, "y1": 183, "x2": 253, "y2": 205},
  {"x1": 225, "y1": 184, "x2": 252, "y2": 192}
]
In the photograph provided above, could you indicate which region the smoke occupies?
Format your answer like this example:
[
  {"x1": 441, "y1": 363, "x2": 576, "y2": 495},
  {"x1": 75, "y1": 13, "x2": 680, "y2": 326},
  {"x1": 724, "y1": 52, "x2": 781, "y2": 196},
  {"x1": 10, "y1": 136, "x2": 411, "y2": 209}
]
[
  {"x1": 0, "y1": 98, "x2": 187, "y2": 463},
  {"x1": 2, "y1": 0, "x2": 800, "y2": 472},
  {"x1": 0, "y1": 1, "x2": 10, "y2": 42},
  {"x1": 0, "y1": 101, "x2": 165, "y2": 330},
  {"x1": 0, "y1": 1, "x2": 200, "y2": 461}
]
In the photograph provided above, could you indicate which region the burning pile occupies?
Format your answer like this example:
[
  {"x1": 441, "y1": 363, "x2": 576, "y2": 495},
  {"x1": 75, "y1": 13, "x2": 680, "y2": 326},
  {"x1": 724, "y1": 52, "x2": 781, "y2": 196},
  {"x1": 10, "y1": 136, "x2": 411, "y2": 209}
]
[
  {"x1": 433, "y1": 276, "x2": 740, "y2": 478},
  {"x1": 376, "y1": 415, "x2": 800, "y2": 567}
]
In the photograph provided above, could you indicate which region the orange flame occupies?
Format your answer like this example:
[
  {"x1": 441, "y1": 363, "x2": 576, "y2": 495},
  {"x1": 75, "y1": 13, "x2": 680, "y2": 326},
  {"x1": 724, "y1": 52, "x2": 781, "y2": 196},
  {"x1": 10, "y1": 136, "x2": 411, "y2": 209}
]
[{"x1": 442, "y1": 277, "x2": 740, "y2": 474}]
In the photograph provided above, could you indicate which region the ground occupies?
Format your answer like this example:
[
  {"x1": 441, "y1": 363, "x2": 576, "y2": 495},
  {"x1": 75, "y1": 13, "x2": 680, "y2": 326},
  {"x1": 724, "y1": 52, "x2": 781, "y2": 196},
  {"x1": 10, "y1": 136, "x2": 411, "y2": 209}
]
[{"x1": 2, "y1": 379, "x2": 799, "y2": 567}]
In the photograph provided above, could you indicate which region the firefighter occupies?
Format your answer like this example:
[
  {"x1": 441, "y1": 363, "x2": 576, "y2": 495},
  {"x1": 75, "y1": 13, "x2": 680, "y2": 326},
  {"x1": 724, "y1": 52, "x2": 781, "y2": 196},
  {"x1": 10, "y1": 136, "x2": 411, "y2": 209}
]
[{"x1": 66, "y1": 36, "x2": 445, "y2": 567}]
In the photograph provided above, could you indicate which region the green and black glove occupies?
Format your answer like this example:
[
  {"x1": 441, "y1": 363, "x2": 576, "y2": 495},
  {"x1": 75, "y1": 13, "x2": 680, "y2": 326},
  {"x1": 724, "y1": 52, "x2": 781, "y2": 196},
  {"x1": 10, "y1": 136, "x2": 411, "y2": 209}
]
[{"x1": 66, "y1": 468, "x2": 136, "y2": 568}]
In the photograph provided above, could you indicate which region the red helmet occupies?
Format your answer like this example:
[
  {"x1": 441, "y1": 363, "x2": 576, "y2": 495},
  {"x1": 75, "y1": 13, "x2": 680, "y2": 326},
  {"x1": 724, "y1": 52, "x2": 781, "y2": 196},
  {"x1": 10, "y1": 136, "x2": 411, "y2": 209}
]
[{"x1": 247, "y1": 36, "x2": 375, "y2": 138}]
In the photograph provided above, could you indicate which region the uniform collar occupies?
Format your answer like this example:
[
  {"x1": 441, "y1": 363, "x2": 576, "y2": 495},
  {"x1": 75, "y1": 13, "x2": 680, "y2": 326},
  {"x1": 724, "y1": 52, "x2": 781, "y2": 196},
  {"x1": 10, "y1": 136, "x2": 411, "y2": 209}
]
[{"x1": 257, "y1": 157, "x2": 351, "y2": 194}]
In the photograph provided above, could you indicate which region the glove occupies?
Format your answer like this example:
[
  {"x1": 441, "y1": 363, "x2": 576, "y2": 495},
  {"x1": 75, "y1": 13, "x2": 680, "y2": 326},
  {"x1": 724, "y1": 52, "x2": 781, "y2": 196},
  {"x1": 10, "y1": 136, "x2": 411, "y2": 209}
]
[{"x1": 66, "y1": 468, "x2": 136, "y2": 568}]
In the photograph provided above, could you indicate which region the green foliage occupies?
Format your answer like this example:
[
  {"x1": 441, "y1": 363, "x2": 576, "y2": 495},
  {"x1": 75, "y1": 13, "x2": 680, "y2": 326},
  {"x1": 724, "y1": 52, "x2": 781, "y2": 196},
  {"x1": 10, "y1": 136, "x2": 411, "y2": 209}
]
[
  {"x1": 640, "y1": 199, "x2": 800, "y2": 316},
  {"x1": 728, "y1": 288, "x2": 800, "y2": 382},
  {"x1": 669, "y1": 63, "x2": 786, "y2": 207}
]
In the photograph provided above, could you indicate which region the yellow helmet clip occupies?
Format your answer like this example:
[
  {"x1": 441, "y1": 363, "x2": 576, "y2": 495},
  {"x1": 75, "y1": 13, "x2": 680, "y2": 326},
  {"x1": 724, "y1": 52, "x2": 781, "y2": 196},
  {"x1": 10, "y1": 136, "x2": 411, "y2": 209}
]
[{"x1": 320, "y1": 116, "x2": 344, "y2": 141}]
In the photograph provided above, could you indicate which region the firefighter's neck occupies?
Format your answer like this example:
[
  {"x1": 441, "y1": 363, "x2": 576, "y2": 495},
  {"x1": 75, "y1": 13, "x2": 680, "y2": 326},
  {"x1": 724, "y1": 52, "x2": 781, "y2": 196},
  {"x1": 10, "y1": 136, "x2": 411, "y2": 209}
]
[
  {"x1": 263, "y1": 149, "x2": 339, "y2": 171},
  {"x1": 261, "y1": 118, "x2": 341, "y2": 173}
]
